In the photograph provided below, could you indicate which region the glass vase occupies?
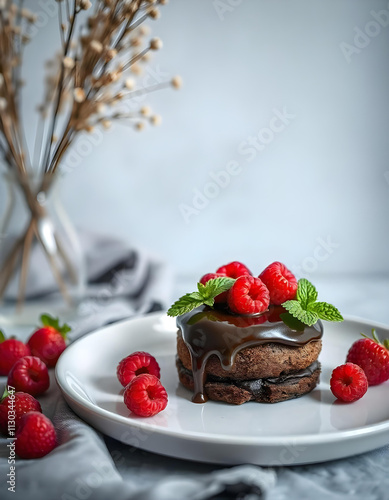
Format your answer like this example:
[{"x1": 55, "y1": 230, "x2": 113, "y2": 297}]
[{"x1": 0, "y1": 171, "x2": 86, "y2": 326}]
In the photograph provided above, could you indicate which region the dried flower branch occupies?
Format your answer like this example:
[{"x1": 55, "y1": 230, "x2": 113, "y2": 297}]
[{"x1": 0, "y1": 0, "x2": 181, "y2": 308}]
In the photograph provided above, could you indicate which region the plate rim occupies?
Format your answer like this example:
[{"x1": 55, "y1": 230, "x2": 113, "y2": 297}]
[{"x1": 56, "y1": 312, "x2": 389, "y2": 446}]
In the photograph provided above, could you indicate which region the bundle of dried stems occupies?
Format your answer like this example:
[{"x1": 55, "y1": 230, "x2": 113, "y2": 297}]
[{"x1": 0, "y1": 0, "x2": 181, "y2": 309}]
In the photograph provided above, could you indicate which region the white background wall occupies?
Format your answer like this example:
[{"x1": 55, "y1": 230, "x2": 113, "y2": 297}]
[{"x1": 1, "y1": 0, "x2": 389, "y2": 282}]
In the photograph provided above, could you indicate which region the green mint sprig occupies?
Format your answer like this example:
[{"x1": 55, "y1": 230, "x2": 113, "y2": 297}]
[
  {"x1": 282, "y1": 278, "x2": 343, "y2": 327},
  {"x1": 167, "y1": 277, "x2": 236, "y2": 317}
]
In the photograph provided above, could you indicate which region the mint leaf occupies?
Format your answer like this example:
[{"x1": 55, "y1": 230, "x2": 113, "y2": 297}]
[
  {"x1": 189, "y1": 292, "x2": 203, "y2": 301},
  {"x1": 282, "y1": 278, "x2": 343, "y2": 327},
  {"x1": 280, "y1": 313, "x2": 306, "y2": 331},
  {"x1": 200, "y1": 277, "x2": 235, "y2": 300},
  {"x1": 283, "y1": 300, "x2": 319, "y2": 326},
  {"x1": 308, "y1": 302, "x2": 343, "y2": 322},
  {"x1": 167, "y1": 277, "x2": 236, "y2": 317},
  {"x1": 167, "y1": 294, "x2": 204, "y2": 317},
  {"x1": 296, "y1": 279, "x2": 317, "y2": 308}
]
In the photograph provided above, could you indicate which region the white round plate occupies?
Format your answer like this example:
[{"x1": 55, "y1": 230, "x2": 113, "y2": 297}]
[{"x1": 56, "y1": 313, "x2": 389, "y2": 466}]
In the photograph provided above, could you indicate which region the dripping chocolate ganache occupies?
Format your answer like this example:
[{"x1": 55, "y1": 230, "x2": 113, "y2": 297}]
[{"x1": 176, "y1": 305, "x2": 323, "y2": 404}]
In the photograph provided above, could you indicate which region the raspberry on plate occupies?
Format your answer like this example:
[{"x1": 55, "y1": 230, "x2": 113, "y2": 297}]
[
  {"x1": 200, "y1": 272, "x2": 229, "y2": 303},
  {"x1": 216, "y1": 261, "x2": 252, "y2": 279},
  {"x1": 259, "y1": 261, "x2": 298, "y2": 305},
  {"x1": 117, "y1": 351, "x2": 161, "y2": 387},
  {"x1": 124, "y1": 373, "x2": 168, "y2": 417},
  {"x1": 0, "y1": 335, "x2": 31, "y2": 376},
  {"x1": 346, "y1": 330, "x2": 389, "y2": 386},
  {"x1": 27, "y1": 314, "x2": 71, "y2": 368},
  {"x1": 0, "y1": 392, "x2": 42, "y2": 435},
  {"x1": 15, "y1": 411, "x2": 57, "y2": 459},
  {"x1": 330, "y1": 362, "x2": 368, "y2": 402},
  {"x1": 7, "y1": 356, "x2": 50, "y2": 396},
  {"x1": 227, "y1": 275, "x2": 270, "y2": 315}
]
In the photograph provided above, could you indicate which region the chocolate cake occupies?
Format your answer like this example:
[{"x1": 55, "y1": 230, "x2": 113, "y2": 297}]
[{"x1": 176, "y1": 305, "x2": 323, "y2": 404}]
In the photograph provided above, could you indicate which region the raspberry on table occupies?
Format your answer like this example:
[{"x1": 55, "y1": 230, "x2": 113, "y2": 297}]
[
  {"x1": 117, "y1": 351, "x2": 161, "y2": 387},
  {"x1": 0, "y1": 338, "x2": 31, "y2": 376},
  {"x1": 27, "y1": 327, "x2": 67, "y2": 368},
  {"x1": 200, "y1": 272, "x2": 229, "y2": 303},
  {"x1": 259, "y1": 261, "x2": 298, "y2": 305},
  {"x1": 346, "y1": 334, "x2": 389, "y2": 386},
  {"x1": 7, "y1": 356, "x2": 50, "y2": 396},
  {"x1": 0, "y1": 392, "x2": 42, "y2": 435},
  {"x1": 216, "y1": 261, "x2": 252, "y2": 279},
  {"x1": 227, "y1": 275, "x2": 270, "y2": 315},
  {"x1": 330, "y1": 363, "x2": 368, "y2": 402},
  {"x1": 123, "y1": 373, "x2": 168, "y2": 417},
  {"x1": 15, "y1": 411, "x2": 57, "y2": 459}
]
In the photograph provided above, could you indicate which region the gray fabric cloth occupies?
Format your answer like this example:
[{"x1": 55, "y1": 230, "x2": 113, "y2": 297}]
[{"x1": 0, "y1": 234, "x2": 276, "y2": 500}]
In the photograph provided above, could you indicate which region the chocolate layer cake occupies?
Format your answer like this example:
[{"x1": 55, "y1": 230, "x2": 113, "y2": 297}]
[{"x1": 176, "y1": 305, "x2": 323, "y2": 404}]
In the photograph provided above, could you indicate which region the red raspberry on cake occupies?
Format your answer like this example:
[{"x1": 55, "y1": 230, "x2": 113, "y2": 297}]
[
  {"x1": 124, "y1": 373, "x2": 168, "y2": 417},
  {"x1": 7, "y1": 356, "x2": 50, "y2": 396},
  {"x1": 330, "y1": 363, "x2": 368, "y2": 402},
  {"x1": 216, "y1": 261, "x2": 252, "y2": 279},
  {"x1": 346, "y1": 331, "x2": 389, "y2": 386},
  {"x1": 228, "y1": 275, "x2": 270, "y2": 315},
  {"x1": 117, "y1": 351, "x2": 161, "y2": 387},
  {"x1": 0, "y1": 333, "x2": 31, "y2": 376},
  {"x1": 0, "y1": 392, "x2": 42, "y2": 435},
  {"x1": 15, "y1": 411, "x2": 57, "y2": 459},
  {"x1": 259, "y1": 261, "x2": 298, "y2": 305}
]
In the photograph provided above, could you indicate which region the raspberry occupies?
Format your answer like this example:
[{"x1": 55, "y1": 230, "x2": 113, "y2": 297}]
[
  {"x1": 15, "y1": 412, "x2": 57, "y2": 459},
  {"x1": 123, "y1": 374, "x2": 168, "y2": 417},
  {"x1": 346, "y1": 334, "x2": 389, "y2": 386},
  {"x1": 216, "y1": 261, "x2": 252, "y2": 279},
  {"x1": 200, "y1": 272, "x2": 228, "y2": 303},
  {"x1": 330, "y1": 363, "x2": 368, "y2": 402},
  {"x1": 227, "y1": 275, "x2": 270, "y2": 315},
  {"x1": 0, "y1": 392, "x2": 42, "y2": 435},
  {"x1": 117, "y1": 351, "x2": 161, "y2": 387},
  {"x1": 7, "y1": 356, "x2": 50, "y2": 396},
  {"x1": 259, "y1": 261, "x2": 298, "y2": 305},
  {"x1": 28, "y1": 325, "x2": 68, "y2": 368},
  {"x1": 0, "y1": 338, "x2": 31, "y2": 376}
]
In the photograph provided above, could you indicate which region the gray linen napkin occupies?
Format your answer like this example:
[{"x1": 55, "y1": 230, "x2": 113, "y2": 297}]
[{"x1": 0, "y1": 233, "x2": 276, "y2": 500}]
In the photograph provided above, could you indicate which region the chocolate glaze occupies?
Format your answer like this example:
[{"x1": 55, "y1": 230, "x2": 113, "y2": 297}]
[
  {"x1": 176, "y1": 357, "x2": 321, "y2": 400},
  {"x1": 176, "y1": 305, "x2": 323, "y2": 403}
]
